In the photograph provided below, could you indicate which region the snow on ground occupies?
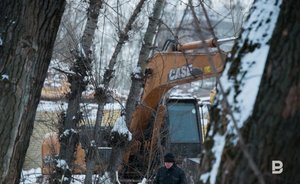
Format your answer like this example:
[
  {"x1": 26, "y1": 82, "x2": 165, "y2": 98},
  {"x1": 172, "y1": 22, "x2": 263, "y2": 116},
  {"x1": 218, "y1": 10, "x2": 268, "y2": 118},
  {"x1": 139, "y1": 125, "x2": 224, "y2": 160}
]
[
  {"x1": 20, "y1": 168, "x2": 42, "y2": 184},
  {"x1": 20, "y1": 169, "x2": 148, "y2": 184},
  {"x1": 20, "y1": 168, "x2": 102, "y2": 184},
  {"x1": 37, "y1": 100, "x2": 123, "y2": 121},
  {"x1": 20, "y1": 169, "x2": 105, "y2": 184},
  {"x1": 37, "y1": 101, "x2": 122, "y2": 112}
]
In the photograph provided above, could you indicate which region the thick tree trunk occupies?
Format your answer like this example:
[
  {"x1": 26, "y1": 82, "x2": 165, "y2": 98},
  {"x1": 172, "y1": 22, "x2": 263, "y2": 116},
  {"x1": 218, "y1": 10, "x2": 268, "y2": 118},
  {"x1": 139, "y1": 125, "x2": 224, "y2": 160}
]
[
  {"x1": 0, "y1": 0, "x2": 65, "y2": 183},
  {"x1": 200, "y1": 0, "x2": 300, "y2": 183},
  {"x1": 219, "y1": 0, "x2": 300, "y2": 183}
]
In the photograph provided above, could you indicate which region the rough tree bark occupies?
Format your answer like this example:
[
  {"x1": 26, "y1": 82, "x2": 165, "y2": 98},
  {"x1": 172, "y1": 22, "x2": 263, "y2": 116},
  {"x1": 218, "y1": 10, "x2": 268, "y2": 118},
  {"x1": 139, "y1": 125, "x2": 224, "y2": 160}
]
[
  {"x1": 0, "y1": 0, "x2": 66, "y2": 183},
  {"x1": 200, "y1": 0, "x2": 300, "y2": 183}
]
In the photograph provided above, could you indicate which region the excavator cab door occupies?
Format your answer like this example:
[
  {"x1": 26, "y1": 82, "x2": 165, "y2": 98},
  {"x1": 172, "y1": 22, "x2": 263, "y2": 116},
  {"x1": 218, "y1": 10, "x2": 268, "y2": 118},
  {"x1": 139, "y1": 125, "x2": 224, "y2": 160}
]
[{"x1": 165, "y1": 98, "x2": 202, "y2": 160}]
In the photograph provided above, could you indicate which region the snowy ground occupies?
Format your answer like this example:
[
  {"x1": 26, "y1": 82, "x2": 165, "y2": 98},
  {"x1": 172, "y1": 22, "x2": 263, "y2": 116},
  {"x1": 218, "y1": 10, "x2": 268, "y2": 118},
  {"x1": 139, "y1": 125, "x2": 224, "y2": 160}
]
[
  {"x1": 20, "y1": 168, "x2": 111, "y2": 184},
  {"x1": 37, "y1": 101, "x2": 123, "y2": 112},
  {"x1": 22, "y1": 102, "x2": 139, "y2": 184},
  {"x1": 37, "y1": 100, "x2": 123, "y2": 121},
  {"x1": 20, "y1": 168, "x2": 147, "y2": 184},
  {"x1": 20, "y1": 168, "x2": 42, "y2": 184}
]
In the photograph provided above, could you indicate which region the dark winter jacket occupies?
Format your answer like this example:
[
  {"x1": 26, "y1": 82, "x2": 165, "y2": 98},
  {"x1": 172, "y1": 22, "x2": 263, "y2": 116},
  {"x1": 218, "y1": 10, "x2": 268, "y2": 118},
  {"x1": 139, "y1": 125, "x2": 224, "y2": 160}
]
[{"x1": 153, "y1": 164, "x2": 187, "y2": 184}]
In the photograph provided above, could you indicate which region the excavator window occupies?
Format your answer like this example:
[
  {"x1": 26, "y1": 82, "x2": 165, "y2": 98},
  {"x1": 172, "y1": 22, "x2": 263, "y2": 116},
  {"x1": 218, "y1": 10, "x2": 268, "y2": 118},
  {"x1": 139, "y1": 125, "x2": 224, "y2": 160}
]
[
  {"x1": 167, "y1": 101, "x2": 201, "y2": 143},
  {"x1": 166, "y1": 99, "x2": 202, "y2": 158}
]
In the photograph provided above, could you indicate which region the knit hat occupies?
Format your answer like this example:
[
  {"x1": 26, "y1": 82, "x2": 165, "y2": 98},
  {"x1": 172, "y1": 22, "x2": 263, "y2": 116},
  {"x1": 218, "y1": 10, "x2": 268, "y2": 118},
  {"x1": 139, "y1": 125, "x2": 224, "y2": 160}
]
[{"x1": 164, "y1": 153, "x2": 175, "y2": 163}]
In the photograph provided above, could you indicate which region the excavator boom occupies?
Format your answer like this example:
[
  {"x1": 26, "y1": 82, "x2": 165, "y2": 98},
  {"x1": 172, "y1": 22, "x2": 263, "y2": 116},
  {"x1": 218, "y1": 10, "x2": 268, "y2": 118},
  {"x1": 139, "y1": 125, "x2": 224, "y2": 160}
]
[{"x1": 130, "y1": 51, "x2": 225, "y2": 134}]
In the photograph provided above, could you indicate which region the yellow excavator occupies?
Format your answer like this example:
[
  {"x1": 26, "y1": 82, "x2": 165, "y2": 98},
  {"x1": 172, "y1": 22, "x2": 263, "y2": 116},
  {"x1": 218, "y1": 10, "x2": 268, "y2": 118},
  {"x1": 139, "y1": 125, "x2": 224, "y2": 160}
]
[{"x1": 41, "y1": 37, "x2": 235, "y2": 181}]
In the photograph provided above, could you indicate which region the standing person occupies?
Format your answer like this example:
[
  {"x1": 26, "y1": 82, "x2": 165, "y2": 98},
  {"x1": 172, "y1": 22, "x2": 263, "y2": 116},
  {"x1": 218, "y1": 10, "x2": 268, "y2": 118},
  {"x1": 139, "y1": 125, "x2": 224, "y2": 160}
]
[{"x1": 153, "y1": 153, "x2": 187, "y2": 184}]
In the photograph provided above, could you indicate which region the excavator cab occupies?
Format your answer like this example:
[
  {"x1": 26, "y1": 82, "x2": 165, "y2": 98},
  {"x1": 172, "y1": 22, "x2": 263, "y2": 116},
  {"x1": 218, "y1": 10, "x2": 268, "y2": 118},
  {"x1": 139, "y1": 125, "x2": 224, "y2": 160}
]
[
  {"x1": 165, "y1": 98, "x2": 202, "y2": 160},
  {"x1": 121, "y1": 97, "x2": 204, "y2": 182}
]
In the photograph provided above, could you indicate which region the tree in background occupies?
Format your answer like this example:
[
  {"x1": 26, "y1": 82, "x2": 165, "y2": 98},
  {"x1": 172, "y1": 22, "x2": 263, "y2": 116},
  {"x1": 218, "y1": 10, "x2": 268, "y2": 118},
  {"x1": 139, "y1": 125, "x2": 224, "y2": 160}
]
[
  {"x1": 92, "y1": 0, "x2": 147, "y2": 181},
  {"x1": 0, "y1": 0, "x2": 66, "y2": 183},
  {"x1": 200, "y1": 0, "x2": 300, "y2": 183},
  {"x1": 41, "y1": 0, "x2": 149, "y2": 183},
  {"x1": 50, "y1": 0, "x2": 103, "y2": 183}
]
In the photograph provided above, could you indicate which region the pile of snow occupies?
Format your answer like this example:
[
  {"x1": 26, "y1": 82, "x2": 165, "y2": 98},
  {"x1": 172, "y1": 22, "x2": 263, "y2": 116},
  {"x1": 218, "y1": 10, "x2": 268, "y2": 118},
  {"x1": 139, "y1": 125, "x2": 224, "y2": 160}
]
[
  {"x1": 1, "y1": 74, "x2": 9, "y2": 80},
  {"x1": 56, "y1": 159, "x2": 69, "y2": 170},
  {"x1": 132, "y1": 66, "x2": 142, "y2": 79},
  {"x1": 138, "y1": 178, "x2": 147, "y2": 184},
  {"x1": 111, "y1": 115, "x2": 132, "y2": 141}
]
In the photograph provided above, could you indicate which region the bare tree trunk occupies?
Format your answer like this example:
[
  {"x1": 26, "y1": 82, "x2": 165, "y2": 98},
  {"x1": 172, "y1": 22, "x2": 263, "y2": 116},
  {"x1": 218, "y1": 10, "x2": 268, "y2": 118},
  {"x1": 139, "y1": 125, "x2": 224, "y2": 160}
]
[
  {"x1": 84, "y1": 145, "x2": 98, "y2": 184},
  {"x1": 81, "y1": 0, "x2": 103, "y2": 56},
  {"x1": 200, "y1": 0, "x2": 300, "y2": 183},
  {"x1": 106, "y1": 0, "x2": 165, "y2": 182},
  {"x1": 0, "y1": 0, "x2": 65, "y2": 183},
  {"x1": 93, "y1": 0, "x2": 147, "y2": 160},
  {"x1": 94, "y1": 0, "x2": 146, "y2": 132},
  {"x1": 53, "y1": 1, "x2": 103, "y2": 183},
  {"x1": 89, "y1": 0, "x2": 147, "y2": 181},
  {"x1": 125, "y1": 0, "x2": 165, "y2": 127}
]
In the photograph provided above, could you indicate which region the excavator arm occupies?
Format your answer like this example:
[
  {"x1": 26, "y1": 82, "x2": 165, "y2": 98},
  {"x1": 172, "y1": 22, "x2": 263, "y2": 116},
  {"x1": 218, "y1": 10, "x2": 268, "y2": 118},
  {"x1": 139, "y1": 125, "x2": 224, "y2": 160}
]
[
  {"x1": 130, "y1": 45, "x2": 226, "y2": 135},
  {"x1": 129, "y1": 37, "x2": 237, "y2": 135}
]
